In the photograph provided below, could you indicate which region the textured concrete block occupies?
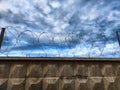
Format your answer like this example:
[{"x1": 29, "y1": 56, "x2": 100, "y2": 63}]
[
  {"x1": 8, "y1": 79, "x2": 25, "y2": 90},
  {"x1": 0, "y1": 64, "x2": 10, "y2": 78},
  {"x1": 102, "y1": 65, "x2": 115, "y2": 77},
  {"x1": 102, "y1": 77, "x2": 116, "y2": 90},
  {"x1": 108, "y1": 82, "x2": 118, "y2": 90},
  {"x1": 75, "y1": 78, "x2": 88, "y2": 90},
  {"x1": 43, "y1": 77, "x2": 59, "y2": 90},
  {"x1": 59, "y1": 78, "x2": 74, "y2": 90},
  {"x1": 25, "y1": 78, "x2": 42, "y2": 90},
  {"x1": 92, "y1": 81, "x2": 104, "y2": 90},
  {"x1": 116, "y1": 65, "x2": 120, "y2": 76},
  {"x1": 110, "y1": 77, "x2": 120, "y2": 90},
  {"x1": 43, "y1": 64, "x2": 59, "y2": 77},
  {"x1": 89, "y1": 65, "x2": 102, "y2": 76},
  {"x1": 27, "y1": 64, "x2": 42, "y2": 77},
  {"x1": 75, "y1": 64, "x2": 88, "y2": 78},
  {"x1": 87, "y1": 77, "x2": 103, "y2": 90},
  {"x1": 59, "y1": 64, "x2": 73, "y2": 77},
  {"x1": 0, "y1": 79, "x2": 7, "y2": 90},
  {"x1": 10, "y1": 64, "x2": 26, "y2": 78}
]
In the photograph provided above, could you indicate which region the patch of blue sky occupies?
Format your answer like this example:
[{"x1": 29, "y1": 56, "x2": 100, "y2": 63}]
[{"x1": 0, "y1": 0, "x2": 120, "y2": 57}]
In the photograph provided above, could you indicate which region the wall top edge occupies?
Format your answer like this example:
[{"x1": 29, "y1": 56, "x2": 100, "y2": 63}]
[{"x1": 0, "y1": 57, "x2": 119, "y2": 61}]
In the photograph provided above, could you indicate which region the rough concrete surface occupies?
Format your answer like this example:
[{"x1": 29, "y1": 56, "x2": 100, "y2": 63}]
[{"x1": 0, "y1": 57, "x2": 120, "y2": 90}]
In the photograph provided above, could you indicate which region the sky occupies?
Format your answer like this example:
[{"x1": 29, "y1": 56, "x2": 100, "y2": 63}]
[{"x1": 0, "y1": 0, "x2": 120, "y2": 57}]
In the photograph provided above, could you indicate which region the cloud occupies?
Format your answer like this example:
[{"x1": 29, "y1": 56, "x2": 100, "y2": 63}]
[{"x1": 0, "y1": 0, "x2": 120, "y2": 57}]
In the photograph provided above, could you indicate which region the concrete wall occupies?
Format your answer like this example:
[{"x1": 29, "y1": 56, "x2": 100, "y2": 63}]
[{"x1": 0, "y1": 57, "x2": 120, "y2": 90}]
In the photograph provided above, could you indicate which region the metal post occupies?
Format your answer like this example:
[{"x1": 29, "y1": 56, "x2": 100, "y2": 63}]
[
  {"x1": 116, "y1": 31, "x2": 120, "y2": 46},
  {"x1": 0, "y1": 28, "x2": 5, "y2": 49}
]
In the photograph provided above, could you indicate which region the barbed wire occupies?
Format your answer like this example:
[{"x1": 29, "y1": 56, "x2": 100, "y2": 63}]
[{"x1": 0, "y1": 26, "x2": 120, "y2": 57}]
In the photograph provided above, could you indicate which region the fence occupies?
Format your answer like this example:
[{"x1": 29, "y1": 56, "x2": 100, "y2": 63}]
[{"x1": 0, "y1": 26, "x2": 120, "y2": 57}]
